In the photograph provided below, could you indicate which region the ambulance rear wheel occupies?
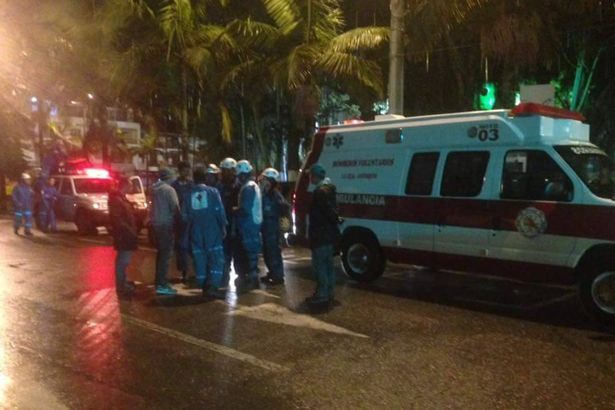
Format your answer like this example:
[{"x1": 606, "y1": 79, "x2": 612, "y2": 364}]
[
  {"x1": 580, "y1": 264, "x2": 615, "y2": 326},
  {"x1": 341, "y1": 234, "x2": 385, "y2": 282}
]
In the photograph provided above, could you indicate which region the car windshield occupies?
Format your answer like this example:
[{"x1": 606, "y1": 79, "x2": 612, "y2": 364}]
[
  {"x1": 130, "y1": 178, "x2": 143, "y2": 194},
  {"x1": 73, "y1": 178, "x2": 112, "y2": 194},
  {"x1": 555, "y1": 145, "x2": 614, "y2": 199}
]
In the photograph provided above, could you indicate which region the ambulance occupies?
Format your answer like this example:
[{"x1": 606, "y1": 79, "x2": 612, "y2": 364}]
[{"x1": 292, "y1": 103, "x2": 615, "y2": 323}]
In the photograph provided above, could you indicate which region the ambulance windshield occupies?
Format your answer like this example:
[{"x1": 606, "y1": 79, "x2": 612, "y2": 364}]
[{"x1": 555, "y1": 146, "x2": 614, "y2": 199}]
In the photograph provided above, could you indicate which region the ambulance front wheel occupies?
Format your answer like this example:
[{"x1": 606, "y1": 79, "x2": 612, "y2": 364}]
[
  {"x1": 341, "y1": 233, "x2": 386, "y2": 282},
  {"x1": 579, "y1": 265, "x2": 615, "y2": 326}
]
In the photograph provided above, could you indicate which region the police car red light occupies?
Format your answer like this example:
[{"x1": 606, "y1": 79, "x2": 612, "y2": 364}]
[{"x1": 84, "y1": 168, "x2": 110, "y2": 178}]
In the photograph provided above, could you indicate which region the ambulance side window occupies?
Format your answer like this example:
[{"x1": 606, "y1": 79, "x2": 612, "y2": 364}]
[
  {"x1": 440, "y1": 151, "x2": 490, "y2": 197},
  {"x1": 501, "y1": 150, "x2": 573, "y2": 202},
  {"x1": 405, "y1": 152, "x2": 439, "y2": 195}
]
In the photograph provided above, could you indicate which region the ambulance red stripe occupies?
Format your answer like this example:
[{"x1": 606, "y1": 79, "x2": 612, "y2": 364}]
[{"x1": 337, "y1": 196, "x2": 615, "y2": 242}]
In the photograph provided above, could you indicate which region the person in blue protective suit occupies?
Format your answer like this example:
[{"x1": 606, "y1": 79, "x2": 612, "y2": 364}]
[
  {"x1": 186, "y1": 166, "x2": 227, "y2": 299},
  {"x1": 12, "y1": 173, "x2": 34, "y2": 236},
  {"x1": 171, "y1": 161, "x2": 193, "y2": 283},
  {"x1": 217, "y1": 157, "x2": 240, "y2": 288},
  {"x1": 258, "y1": 168, "x2": 290, "y2": 286},
  {"x1": 233, "y1": 160, "x2": 263, "y2": 291},
  {"x1": 40, "y1": 177, "x2": 59, "y2": 233}
]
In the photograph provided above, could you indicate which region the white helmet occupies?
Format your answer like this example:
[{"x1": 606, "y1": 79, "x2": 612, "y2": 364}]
[
  {"x1": 206, "y1": 163, "x2": 220, "y2": 174},
  {"x1": 261, "y1": 167, "x2": 280, "y2": 182},
  {"x1": 236, "y1": 159, "x2": 253, "y2": 174},
  {"x1": 21, "y1": 173, "x2": 31, "y2": 180},
  {"x1": 219, "y1": 157, "x2": 237, "y2": 170}
]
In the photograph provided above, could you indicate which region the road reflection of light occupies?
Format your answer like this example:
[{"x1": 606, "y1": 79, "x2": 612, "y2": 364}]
[
  {"x1": 75, "y1": 247, "x2": 126, "y2": 377},
  {"x1": 221, "y1": 266, "x2": 238, "y2": 346},
  {"x1": 75, "y1": 288, "x2": 125, "y2": 377}
]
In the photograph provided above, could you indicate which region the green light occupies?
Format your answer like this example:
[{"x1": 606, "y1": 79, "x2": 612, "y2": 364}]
[{"x1": 479, "y1": 83, "x2": 496, "y2": 110}]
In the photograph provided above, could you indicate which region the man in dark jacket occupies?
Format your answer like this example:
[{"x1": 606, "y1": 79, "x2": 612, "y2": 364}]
[
  {"x1": 217, "y1": 157, "x2": 240, "y2": 288},
  {"x1": 307, "y1": 164, "x2": 341, "y2": 306},
  {"x1": 171, "y1": 161, "x2": 192, "y2": 283},
  {"x1": 109, "y1": 178, "x2": 138, "y2": 297}
]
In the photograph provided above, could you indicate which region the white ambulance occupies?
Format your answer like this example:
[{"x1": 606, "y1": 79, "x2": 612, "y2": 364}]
[{"x1": 293, "y1": 103, "x2": 615, "y2": 323}]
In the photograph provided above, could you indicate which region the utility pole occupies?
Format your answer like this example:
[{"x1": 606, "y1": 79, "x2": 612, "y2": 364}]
[{"x1": 388, "y1": 0, "x2": 405, "y2": 115}]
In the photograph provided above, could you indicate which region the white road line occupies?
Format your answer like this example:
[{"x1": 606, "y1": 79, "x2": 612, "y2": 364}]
[
  {"x1": 120, "y1": 314, "x2": 289, "y2": 373},
  {"x1": 227, "y1": 303, "x2": 369, "y2": 338},
  {"x1": 249, "y1": 289, "x2": 281, "y2": 299}
]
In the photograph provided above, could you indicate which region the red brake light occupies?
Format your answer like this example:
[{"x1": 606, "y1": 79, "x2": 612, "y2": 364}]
[
  {"x1": 511, "y1": 103, "x2": 585, "y2": 122},
  {"x1": 84, "y1": 168, "x2": 110, "y2": 178}
]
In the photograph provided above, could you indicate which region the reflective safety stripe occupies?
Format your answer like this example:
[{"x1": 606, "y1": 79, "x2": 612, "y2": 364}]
[
  {"x1": 14, "y1": 212, "x2": 23, "y2": 217},
  {"x1": 24, "y1": 211, "x2": 32, "y2": 216}
]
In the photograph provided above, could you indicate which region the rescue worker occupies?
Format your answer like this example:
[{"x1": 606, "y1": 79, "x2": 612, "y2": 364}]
[
  {"x1": 233, "y1": 160, "x2": 262, "y2": 290},
  {"x1": 150, "y1": 168, "x2": 180, "y2": 295},
  {"x1": 306, "y1": 164, "x2": 341, "y2": 307},
  {"x1": 40, "y1": 177, "x2": 58, "y2": 233},
  {"x1": 218, "y1": 157, "x2": 240, "y2": 287},
  {"x1": 204, "y1": 164, "x2": 220, "y2": 187},
  {"x1": 186, "y1": 166, "x2": 227, "y2": 299},
  {"x1": 171, "y1": 161, "x2": 193, "y2": 283},
  {"x1": 108, "y1": 178, "x2": 138, "y2": 297},
  {"x1": 258, "y1": 168, "x2": 290, "y2": 286},
  {"x1": 12, "y1": 173, "x2": 34, "y2": 236}
]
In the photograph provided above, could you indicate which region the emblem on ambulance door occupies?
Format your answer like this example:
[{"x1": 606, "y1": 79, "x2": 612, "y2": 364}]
[{"x1": 515, "y1": 207, "x2": 547, "y2": 238}]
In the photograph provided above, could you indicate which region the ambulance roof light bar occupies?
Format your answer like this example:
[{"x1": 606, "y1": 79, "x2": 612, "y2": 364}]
[{"x1": 510, "y1": 103, "x2": 586, "y2": 122}]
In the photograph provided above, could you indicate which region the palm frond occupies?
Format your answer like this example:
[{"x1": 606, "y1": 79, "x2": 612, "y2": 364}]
[
  {"x1": 226, "y1": 18, "x2": 281, "y2": 49},
  {"x1": 262, "y1": 0, "x2": 301, "y2": 33},
  {"x1": 316, "y1": 51, "x2": 383, "y2": 97},
  {"x1": 311, "y1": 2, "x2": 344, "y2": 42},
  {"x1": 285, "y1": 44, "x2": 319, "y2": 90},
  {"x1": 330, "y1": 27, "x2": 389, "y2": 53},
  {"x1": 159, "y1": 0, "x2": 195, "y2": 59}
]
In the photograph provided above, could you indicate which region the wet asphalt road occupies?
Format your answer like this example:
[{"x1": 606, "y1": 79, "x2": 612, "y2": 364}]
[{"x1": 0, "y1": 217, "x2": 614, "y2": 409}]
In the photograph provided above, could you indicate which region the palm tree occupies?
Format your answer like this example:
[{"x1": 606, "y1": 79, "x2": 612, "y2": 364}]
[{"x1": 228, "y1": 0, "x2": 388, "y2": 170}]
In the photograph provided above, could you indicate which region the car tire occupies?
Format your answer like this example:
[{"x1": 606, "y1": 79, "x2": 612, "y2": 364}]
[
  {"x1": 75, "y1": 212, "x2": 94, "y2": 235},
  {"x1": 579, "y1": 261, "x2": 615, "y2": 325},
  {"x1": 341, "y1": 232, "x2": 385, "y2": 282}
]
